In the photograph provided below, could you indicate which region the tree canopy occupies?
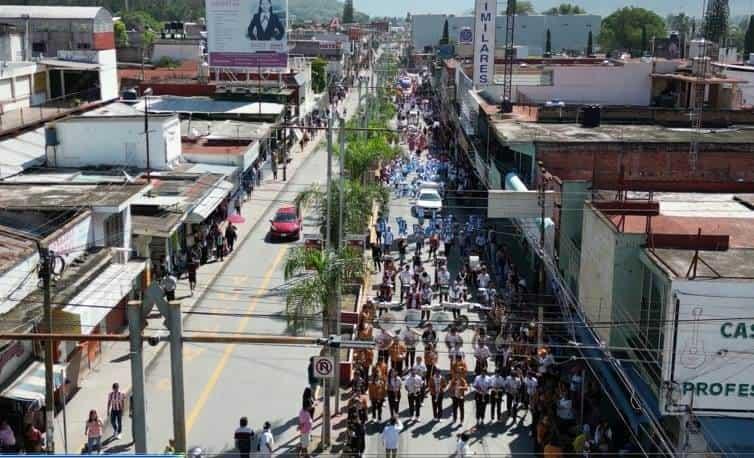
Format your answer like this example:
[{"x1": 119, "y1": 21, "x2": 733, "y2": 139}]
[
  {"x1": 599, "y1": 7, "x2": 666, "y2": 55},
  {"x1": 543, "y1": 4, "x2": 585, "y2": 15},
  {"x1": 342, "y1": 0, "x2": 354, "y2": 24},
  {"x1": 703, "y1": 0, "x2": 729, "y2": 44}
]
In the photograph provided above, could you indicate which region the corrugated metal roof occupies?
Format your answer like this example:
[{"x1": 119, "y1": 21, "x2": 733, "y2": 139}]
[
  {"x1": 0, "y1": 5, "x2": 107, "y2": 20},
  {"x1": 0, "y1": 127, "x2": 46, "y2": 179}
]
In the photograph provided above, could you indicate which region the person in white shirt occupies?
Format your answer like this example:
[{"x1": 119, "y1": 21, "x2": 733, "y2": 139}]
[
  {"x1": 387, "y1": 370, "x2": 403, "y2": 418},
  {"x1": 445, "y1": 328, "x2": 463, "y2": 362},
  {"x1": 477, "y1": 268, "x2": 491, "y2": 290},
  {"x1": 383, "y1": 226, "x2": 395, "y2": 254},
  {"x1": 489, "y1": 370, "x2": 506, "y2": 421},
  {"x1": 404, "y1": 368, "x2": 425, "y2": 420},
  {"x1": 398, "y1": 265, "x2": 412, "y2": 304},
  {"x1": 472, "y1": 371, "x2": 491, "y2": 426},
  {"x1": 437, "y1": 266, "x2": 451, "y2": 302},
  {"x1": 258, "y1": 422, "x2": 274, "y2": 458},
  {"x1": 538, "y1": 350, "x2": 555, "y2": 375},
  {"x1": 473, "y1": 342, "x2": 491, "y2": 377},
  {"x1": 455, "y1": 432, "x2": 473, "y2": 457},
  {"x1": 382, "y1": 416, "x2": 404, "y2": 458},
  {"x1": 523, "y1": 373, "x2": 538, "y2": 410},
  {"x1": 402, "y1": 327, "x2": 418, "y2": 367},
  {"x1": 505, "y1": 371, "x2": 522, "y2": 418}
]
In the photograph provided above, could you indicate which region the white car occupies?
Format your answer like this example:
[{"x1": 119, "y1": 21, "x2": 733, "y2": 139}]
[{"x1": 414, "y1": 189, "x2": 443, "y2": 218}]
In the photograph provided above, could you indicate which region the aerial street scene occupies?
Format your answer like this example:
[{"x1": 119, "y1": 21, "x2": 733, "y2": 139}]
[{"x1": 0, "y1": 0, "x2": 753, "y2": 456}]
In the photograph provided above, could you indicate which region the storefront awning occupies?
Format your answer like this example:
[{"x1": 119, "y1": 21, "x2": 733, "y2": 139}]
[
  {"x1": 188, "y1": 180, "x2": 233, "y2": 223},
  {"x1": 1, "y1": 361, "x2": 65, "y2": 404},
  {"x1": 55, "y1": 261, "x2": 146, "y2": 335}
]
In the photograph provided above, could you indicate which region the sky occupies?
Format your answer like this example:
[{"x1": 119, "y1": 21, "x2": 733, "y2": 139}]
[{"x1": 357, "y1": 0, "x2": 754, "y2": 19}]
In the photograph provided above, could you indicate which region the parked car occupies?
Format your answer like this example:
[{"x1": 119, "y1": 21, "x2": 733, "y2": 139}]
[{"x1": 269, "y1": 206, "x2": 302, "y2": 241}]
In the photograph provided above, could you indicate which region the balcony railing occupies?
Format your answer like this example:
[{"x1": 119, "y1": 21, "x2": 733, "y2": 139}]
[{"x1": 0, "y1": 88, "x2": 101, "y2": 136}]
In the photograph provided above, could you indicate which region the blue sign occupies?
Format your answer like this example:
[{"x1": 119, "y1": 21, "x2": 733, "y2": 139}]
[{"x1": 459, "y1": 27, "x2": 473, "y2": 44}]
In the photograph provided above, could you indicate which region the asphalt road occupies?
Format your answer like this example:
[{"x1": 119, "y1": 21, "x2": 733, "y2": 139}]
[{"x1": 132, "y1": 88, "x2": 364, "y2": 455}]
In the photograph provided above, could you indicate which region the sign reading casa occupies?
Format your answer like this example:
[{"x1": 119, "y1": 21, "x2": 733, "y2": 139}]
[{"x1": 473, "y1": 0, "x2": 497, "y2": 87}]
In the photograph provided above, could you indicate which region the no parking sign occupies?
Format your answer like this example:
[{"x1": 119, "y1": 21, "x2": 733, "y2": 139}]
[{"x1": 313, "y1": 356, "x2": 335, "y2": 379}]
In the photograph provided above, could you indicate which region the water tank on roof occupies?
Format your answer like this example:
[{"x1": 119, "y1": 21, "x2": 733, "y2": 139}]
[{"x1": 580, "y1": 105, "x2": 601, "y2": 128}]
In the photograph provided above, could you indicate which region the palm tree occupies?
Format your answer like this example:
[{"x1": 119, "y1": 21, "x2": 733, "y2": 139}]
[{"x1": 283, "y1": 247, "x2": 364, "y2": 334}]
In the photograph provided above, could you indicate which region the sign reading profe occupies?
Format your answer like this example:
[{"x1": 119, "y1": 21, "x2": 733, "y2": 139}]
[
  {"x1": 662, "y1": 283, "x2": 754, "y2": 416},
  {"x1": 206, "y1": 0, "x2": 288, "y2": 69},
  {"x1": 473, "y1": 0, "x2": 497, "y2": 87},
  {"x1": 313, "y1": 356, "x2": 335, "y2": 379}
]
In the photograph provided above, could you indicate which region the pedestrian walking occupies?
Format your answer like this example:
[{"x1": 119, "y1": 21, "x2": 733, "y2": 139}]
[
  {"x1": 450, "y1": 375, "x2": 468, "y2": 425},
  {"x1": 225, "y1": 224, "x2": 238, "y2": 252},
  {"x1": 106, "y1": 383, "x2": 125, "y2": 439},
  {"x1": 381, "y1": 416, "x2": 403, "y2": 458},
  {"x1": 383, "y1": 226, "x2": 394, "y2": 254},
  {"x1": 387, "y1": 369, "x2": 402, "y2": 418},
  {"x1": 234, "y1": 417, "x2": 255, "y2": 458},
  {"x1": 85, "y1": 410, "x2": 103, "y2": 454},
  {"x1": 258, "y1": 422, "x2": 274, "y2": 457},
  {"x1": 368, "y1": 372, "x2": 386, "y2": 421},
  {"x1": 307, "y1": 357, "x2": 321, "y2": 399},
  {"x1": 372, "y1": 243, "x2": 382, "y2": 271},
  {"x1": 473, "y1": 370, "x2": 491, "y2": 426},
  {"x1": 490, "y1": 370, "x2": 505, "y2": 421},
  {"x1": 297, "y1": 407, "x2": 312, "y2": 457},
  {"x1": 271, "y1": 157, "x2": 278, "y2": 180},
  {"x1": 187, "y1": 255, "x2": 198, "y2": 295},
  {"x1": 429, "y1": 371, "x2": 447, "y2": 421},
  {"x1": 404, "y1": 368, "x2": 424, "y2": 420}
]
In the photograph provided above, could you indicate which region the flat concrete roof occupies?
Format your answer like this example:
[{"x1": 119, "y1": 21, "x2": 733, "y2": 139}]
[
  {"x1": 645, "y1": 248, "x2": 754, "y2": 279},
  {"x1": 0, "y1": 183, "x2": 146, "y2": 209},
  {"x1": 180, "y1": 119, "x2": 271, "y2": 140},
  {"x1": 493, "y1": 120, "x2": 754, "y2": 144}
]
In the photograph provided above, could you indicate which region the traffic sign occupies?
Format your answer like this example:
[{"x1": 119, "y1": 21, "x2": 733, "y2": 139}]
[{"x1": 313, "y1": 356, "x2": 335, "y2": 379}]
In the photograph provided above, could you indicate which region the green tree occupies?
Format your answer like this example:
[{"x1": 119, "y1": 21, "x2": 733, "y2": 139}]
[
  {"x1": 587, "y1": 30, "x2": 593, "y2": 55},
  {"x1": 439, "y1": 19, "x2": 449, "y2": 46},
  {"x1": 506, "y1": 0, "x2": 535, "y2": 15},
  {"x1": 641, "y1": 25, "x2": 648, "y2": 55},
  {"x1": 703, "y1": 0, "x2": 729, "y2": 44},
  {"x1": 543, "y1": 3, "x2": 585, "y2": 15},
  {"x1": 311, "y1": 58, "x2": 327, "y2": 93},
  {"x1": 121, "y1": 10, "x2": 162, "y2": 32},
  {"x1": 342, "y1": 0, "x2": 355, "y2": 24},
  {"x1": 666, "y1": 13, "x2": 692, "y2": 37},
  {"x1": 545, "y1": 29, "x2": 552, "y2": 54},
  {"x1": 283, "y1": 247, "x2": 364, "y2": 333},
  {"x1": 114, "y1": 20, "x2": 128, "y2": 47},
  {"x1": 744, "y1": 16, "x2": 754, "y2": 57},
  {"x1": 599, "y1": 7, "x2": 666, "y2": 55}
]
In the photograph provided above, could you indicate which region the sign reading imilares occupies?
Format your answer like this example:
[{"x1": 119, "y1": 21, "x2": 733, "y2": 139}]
[{"x1": 473, "y1": 0, "x2": 497, "y2": 87}]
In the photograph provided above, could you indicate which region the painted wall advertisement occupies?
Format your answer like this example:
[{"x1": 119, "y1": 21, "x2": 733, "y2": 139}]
[
  {"x1": 206, "y1": 0, "x2": 288, "y2": 69},
  {"x1": 472, "y1": 0, "x2": 496, "y2": 87},
  {"x1": 662, "y1": 281, "x2": 754, "y2": 416}
]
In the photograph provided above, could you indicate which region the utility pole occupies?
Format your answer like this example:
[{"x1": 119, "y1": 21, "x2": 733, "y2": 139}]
[
  {"x1": 537, "y1": 177, "x2": 546, "y2": 350},
  {"x1": 168, "y1": 301, "x2": 187, "y2": 452},
  {"x1": 127, "y1": 301, "x2": 147, "y2": 453},
  {"x1": 322, "y1": 113, "x2": 334, "y2": 448},
  {"x1": 39, "y1": 246, "x2": 55, "y2": 453},
  {"x1": 333, "y1": 117, "x2": 346, "y2": 414}
]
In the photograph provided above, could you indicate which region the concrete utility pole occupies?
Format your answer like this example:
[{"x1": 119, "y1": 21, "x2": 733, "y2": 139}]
[
  {"x1": 168, "y1": 301, "x2": 187, "y2": 452},
  {"x1": 333, "y1": 117, "x2": 346, "y2": 414},
  {"x1": 537, "y1": 177, "x2": 546, "y2": 349},
  {"x1": 39, "y1": 247, "x2": 55, "y2": 453},
  {"x1": 322, "y1": 113, "x2": 334, "y2": 448},
  {"x1": 127, "y1": 302, "x2": 147, "y2": 453}
]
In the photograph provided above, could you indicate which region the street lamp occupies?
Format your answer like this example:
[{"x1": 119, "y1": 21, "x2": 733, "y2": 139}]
[{"x1": 143, "y1": 87, "x2": 153, "y2": 180}]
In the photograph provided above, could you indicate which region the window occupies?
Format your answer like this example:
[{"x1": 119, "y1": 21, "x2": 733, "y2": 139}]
[
  {"x1": 76, "y1": 42, "x2": 91, "y2": 49},
  {"x1": 32, "y1": 42, "x2": 46, "y2": 53}
]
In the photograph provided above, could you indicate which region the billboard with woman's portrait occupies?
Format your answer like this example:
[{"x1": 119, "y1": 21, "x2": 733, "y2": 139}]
[{"x1": 206, "y1": 0, "x2": 288, "y2": 69}]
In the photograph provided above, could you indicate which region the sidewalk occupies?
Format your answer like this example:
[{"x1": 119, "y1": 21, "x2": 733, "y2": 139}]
[{"x1": 50, "y1": 92, "x2": 357, "y2": 453}]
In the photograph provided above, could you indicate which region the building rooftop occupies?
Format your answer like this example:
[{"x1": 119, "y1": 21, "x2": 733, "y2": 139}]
[
  {"x1": 138, "y1": 96, "x2": 285, "y2": 117},
  {"x1": 0, "y1": 5, "x2": 109, "y2": 20},
  {"x1": 181, "y1": 119, "x2": 272, "y2": 140},
  {"x1": 0, "y1": 227, "x2": 36, "y2": 274},
  {"x1": 645, "y1": 248, "x2": 754, "y2": 280},
  {"x1": 493, "y1": 120, "x2": 754, "y2": 144},
  {"x1": 0, "y1": 127, "x2": 46, "y2": 179},
  {"x1": 0, "y1": 183, "x2": 146, "y2": 210}
]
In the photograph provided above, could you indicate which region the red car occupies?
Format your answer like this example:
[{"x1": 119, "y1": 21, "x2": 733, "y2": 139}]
[{"x1": 269, "y1": 205, "x2": 302, "y2": 241}]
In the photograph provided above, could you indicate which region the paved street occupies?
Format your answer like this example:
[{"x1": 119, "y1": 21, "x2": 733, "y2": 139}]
[{"x1": 134, "y1": 88, "x2": 364, "y2": 455}]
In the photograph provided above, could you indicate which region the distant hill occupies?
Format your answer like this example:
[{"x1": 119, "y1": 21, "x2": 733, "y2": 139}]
[{"x1": 9, "y1": 0, "x2": 369, "y2": 23}]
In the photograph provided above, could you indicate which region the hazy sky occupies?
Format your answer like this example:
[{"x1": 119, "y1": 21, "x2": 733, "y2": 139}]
[{"x1": 357, "y1": 0, "x2": 754, "y2": 19}]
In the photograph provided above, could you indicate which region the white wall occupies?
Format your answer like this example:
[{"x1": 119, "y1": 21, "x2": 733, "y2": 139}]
[
  {"x1": 720, "y1": 67, "x2": 754, "y2": 106},
  {"x1": 578, "y1": 206, "x2": 616, "y2": 343},
  {"x1": 0, "y1": 33, "x2": 23, "y2": 61},
  {"x1": 517, "y1": 61, "x2": 653, "y2": 105},
  {"x1": 151, "y1": 42, "x2": 202, "y2": 63},
  {"x1": 95, "y1": 49, "x2": 119, "y2": 101},
  {"x1": 54, "y1": 114, "x2": 181, "y2": 170}
]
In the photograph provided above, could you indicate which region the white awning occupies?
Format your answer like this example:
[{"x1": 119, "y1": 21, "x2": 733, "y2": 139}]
[
  {"x1": 1, "y1": 361, "x2": 65, "y2": 404},
  {"x1": 58, "y1": 261, "x2": 146, "y2": 334},
  {"x1": 39, "y1": 59, "x2": 101, "y2": 71},
  {"x1": 188, "y1": 180, "x2": 233, "y2": 223}
]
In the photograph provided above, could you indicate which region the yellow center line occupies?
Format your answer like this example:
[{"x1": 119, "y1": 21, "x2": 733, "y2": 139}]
[{"x1": 185, "y1": 247, "x2": 288, "y2": 434}]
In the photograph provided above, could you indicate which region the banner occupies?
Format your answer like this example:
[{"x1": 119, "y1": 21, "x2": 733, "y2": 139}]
[
  {"x1": 473, "y1": 0, "x2": 496, "y2": 87},
  {"x1": 206, "y1": 0, "x2": 288, "y2": 69}
]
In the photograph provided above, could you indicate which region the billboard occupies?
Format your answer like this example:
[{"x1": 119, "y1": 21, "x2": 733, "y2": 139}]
[
  {"x1": 473, "y1": 0, "x2": 496, "y2": 87},
  {"x1": 661, "y1": 281, "x2": 754, "y2": 416},
  {"x1": 206, "y1": 0, "x2": 288, "y2": 69}
]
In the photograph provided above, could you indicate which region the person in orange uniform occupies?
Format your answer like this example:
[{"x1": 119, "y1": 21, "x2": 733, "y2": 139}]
[
  {"x1": 428, "y1": 370, "x2": 448, "y2": 421},
  {"x1": 449, "y1": 375, "x2": 469, "y2": 425},
  {"x1": 450, "y1": 353, "x2": 468, "y2": 380},
  {"x1": 424, "y1": 343, "x2": 439, "y2": 378},
  {"x1": 389, "y1": 336, "x2": 408, "y2": 374},
  {"x1": 368, "y1": 372, "x2": 387, "y2": 421}
]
